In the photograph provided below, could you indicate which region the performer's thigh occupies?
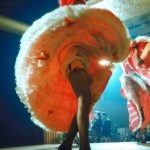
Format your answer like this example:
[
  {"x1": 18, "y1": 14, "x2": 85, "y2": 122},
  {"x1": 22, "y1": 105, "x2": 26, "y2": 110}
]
[
  {"x1": 67, "y1": 60, "x2": 91, "y2": 97},
  {"x1": 69, "y1": 69, "x2": 91, "y2": 97}
]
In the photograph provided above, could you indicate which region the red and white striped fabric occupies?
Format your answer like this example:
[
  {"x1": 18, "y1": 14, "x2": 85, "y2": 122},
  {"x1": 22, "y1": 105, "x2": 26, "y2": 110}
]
[
  {"x1": 121, "y1": 88, "x2": 142, "y2": 132},
  {"x1": 127, "y1": 100, "x2": 141, "y2": 131}
]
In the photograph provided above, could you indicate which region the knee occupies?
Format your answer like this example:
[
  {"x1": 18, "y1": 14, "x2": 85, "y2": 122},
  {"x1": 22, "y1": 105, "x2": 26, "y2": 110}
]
[{"x1": 78, "y1": 95, "x2": 90, "y2": 112}]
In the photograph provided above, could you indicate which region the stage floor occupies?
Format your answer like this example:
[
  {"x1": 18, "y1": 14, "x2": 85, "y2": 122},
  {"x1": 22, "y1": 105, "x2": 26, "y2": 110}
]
[{"x1": 1, "y1": 142, "x2": 150, "y2": 150}]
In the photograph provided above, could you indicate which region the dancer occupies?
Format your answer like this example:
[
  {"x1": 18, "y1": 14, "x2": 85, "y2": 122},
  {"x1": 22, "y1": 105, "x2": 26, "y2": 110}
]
[
  {"x1": 120, "y1": 36, "x2": 150, "y2": 134},
  {"x1": 127, "y1": 36, "x2": 150, "y2": 85},
  {"x1": 15, "y1": 0, "x2": 129, "y2": 149}
]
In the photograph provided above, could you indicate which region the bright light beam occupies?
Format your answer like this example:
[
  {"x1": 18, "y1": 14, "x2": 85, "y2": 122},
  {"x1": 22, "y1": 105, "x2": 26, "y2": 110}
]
[
  {"x1": 0, "y1": 15, "x2": 29, "y2": 35},
  {"x1": 98, "y1": 60, "x2": 110, "y2": 66}
]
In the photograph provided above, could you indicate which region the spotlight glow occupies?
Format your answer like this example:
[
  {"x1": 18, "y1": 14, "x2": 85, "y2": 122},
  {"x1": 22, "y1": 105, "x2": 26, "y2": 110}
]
[{"x1": 98, "y1": 60, "x2": 110, "y2": 66}]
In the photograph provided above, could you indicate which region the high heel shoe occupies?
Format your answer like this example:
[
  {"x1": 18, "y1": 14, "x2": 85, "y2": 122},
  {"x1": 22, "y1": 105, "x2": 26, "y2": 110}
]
[
  {"x1": 58, "y1": 142, "x2": 71, "y2": 150},
  {"x1": 58, "y1": 142, "x2": 67, "y2": 150}
]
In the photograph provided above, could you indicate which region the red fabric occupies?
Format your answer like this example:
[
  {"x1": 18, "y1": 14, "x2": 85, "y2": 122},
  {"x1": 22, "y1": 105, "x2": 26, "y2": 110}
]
[
  {"x1": 16, "y1": 7, "x2": 128, "y2": 132},
  {"x1": 129, "y1": 41, "x2": 148, "y2": 67},
  {"x1": 138, "y1": 42, "x2": 150, "y2": 67},
  {"x1": 64, "y1": 17, "x2": 74, "y2": 25},
  {"x1": 59, "y1": 0, "x2": 86, "y2": 6},
  {"x1": 121, "y1": 41, "x2": 150, "y2": 131},
  {"x1": 127, "y1": 41, "x2": 150, "y2": 85},
  {"x1": 59, "y1": 0, "x2": 75, "y2": 6},
  {"x1": 121, "y1": 87, "x2": 140, "y2": 131},
  {"x1": 127, "y1": 100, "x2": 140, "y2": 131},
  {"x1": 28, "y1": 55, "x2": 111, "y2": 132},
  {"x1": 129, "y1": 42, "x2": 148, "y2": 67},
  {"x1": 122, "y1": 61, "x2": 132, "y2": 74},
  {"x1": 139, "y1": 90, "x2": 150, "y2": 131},
  {"x1": 121, "y1": 88, "x2": 126, "y2": 99},
  {"x1": 137, "y1": 42, "x2": 148, "y2": 56}
]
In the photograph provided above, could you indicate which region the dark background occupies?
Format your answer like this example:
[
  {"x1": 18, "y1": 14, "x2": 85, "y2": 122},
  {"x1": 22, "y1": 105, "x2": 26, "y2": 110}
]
[{"x1": 0, "y1": 0, "x2": 58, "y2": 148}]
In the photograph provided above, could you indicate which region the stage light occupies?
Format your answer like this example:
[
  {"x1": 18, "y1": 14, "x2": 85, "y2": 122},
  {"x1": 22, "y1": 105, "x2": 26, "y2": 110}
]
[{"x1": 98, "y1": 60, "x2": 110, "y2": 66}]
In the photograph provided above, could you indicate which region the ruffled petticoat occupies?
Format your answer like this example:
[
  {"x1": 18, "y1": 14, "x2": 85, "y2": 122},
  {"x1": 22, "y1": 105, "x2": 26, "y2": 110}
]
[
  {"x1": 15, "y1": 5, "x2": 129, "y2": 131},
  {"x1": 120, "y1": 72, "x2": 150, "y2": 131}
]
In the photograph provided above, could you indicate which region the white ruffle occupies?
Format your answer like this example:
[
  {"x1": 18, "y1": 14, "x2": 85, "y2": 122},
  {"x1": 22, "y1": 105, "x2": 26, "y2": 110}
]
[{"x1": 135, "y1": 36, "x2": 150, "y2": 43}]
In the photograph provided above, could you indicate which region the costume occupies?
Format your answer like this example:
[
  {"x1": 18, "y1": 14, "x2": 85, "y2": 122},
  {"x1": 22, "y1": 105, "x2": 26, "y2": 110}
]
[
  {"x1": 15, "y1": 1, "x2": 129, "y2": 132},
  {"x1": 127, "y1": 36, "x2": 150, "y2": 85},
  {"x1": 120, "y1": 36, "x2": 150, "y2": 132}
]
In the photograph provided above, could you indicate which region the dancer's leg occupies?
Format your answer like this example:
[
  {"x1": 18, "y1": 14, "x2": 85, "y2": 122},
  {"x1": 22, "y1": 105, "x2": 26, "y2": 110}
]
[
  {"x1": 69, "y1": 69, "x2": 91, "y2": 150},
  {"x1": 58, "y1": 114, "x2": 78, "y2": 150},
  {"x1": 59, "y1": 58, "x2": 91, "y2": 150}
]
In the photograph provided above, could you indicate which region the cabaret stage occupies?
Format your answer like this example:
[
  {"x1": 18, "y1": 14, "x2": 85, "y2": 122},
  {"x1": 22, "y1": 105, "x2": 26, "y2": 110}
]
[{"x1": 2, "y1": 142, "x2": 150, "y2": 150}]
